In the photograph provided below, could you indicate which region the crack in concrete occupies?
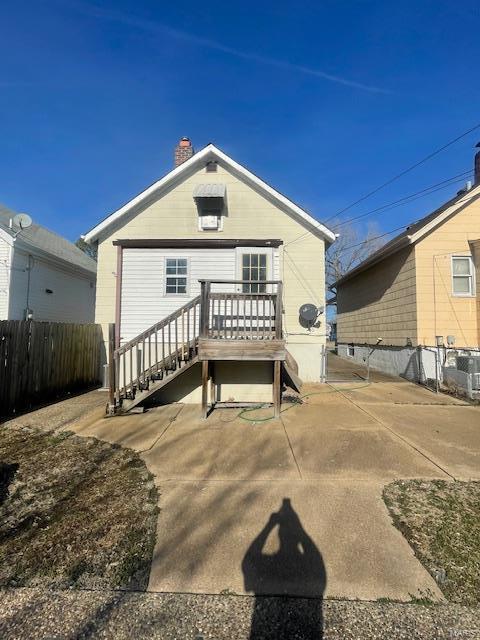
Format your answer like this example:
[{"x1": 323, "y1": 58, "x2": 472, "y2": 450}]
[
  {"x1": 279, "y1": 415, "x2": 303, "y2": 479},
  {"x1": 327, "y1": 384, "x2": 457, "y2": 481}
]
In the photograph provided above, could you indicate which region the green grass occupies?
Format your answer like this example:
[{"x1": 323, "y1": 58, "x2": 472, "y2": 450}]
[
  {"x1": 0, "y1": 424, "x2": 158, "y2": 590},
  {"x1": 384, "y1": 480, "x2": 480, "y2": 605}
]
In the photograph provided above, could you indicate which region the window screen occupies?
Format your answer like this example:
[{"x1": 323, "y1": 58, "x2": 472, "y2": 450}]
[
  {"x1": 242, "y1": 254, "x2": 267, "y2": 293},
  {"x1": 165, "y1": 258, "x2": 188, "y2": 294},
  {"x1": 452, "y1": 256, "x2": 474, "y2": 296}
]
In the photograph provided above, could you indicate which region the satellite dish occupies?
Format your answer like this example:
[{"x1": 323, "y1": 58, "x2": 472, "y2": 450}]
[
  {"x1": 299, "y1": 303, "x2": 318, "y2": 323},
  {"x1": 13, "y1": 213, "x2": 32, "y2": 230}
]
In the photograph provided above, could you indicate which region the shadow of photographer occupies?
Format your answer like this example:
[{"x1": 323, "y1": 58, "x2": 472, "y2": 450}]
[{"x1": 242, "y1": 498, "x2": 326, "y2": 639}]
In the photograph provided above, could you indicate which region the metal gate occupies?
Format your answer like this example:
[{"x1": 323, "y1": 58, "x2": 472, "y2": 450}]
[{"x1": 323, "y1": 347, "x2": 369, "y2": 383}]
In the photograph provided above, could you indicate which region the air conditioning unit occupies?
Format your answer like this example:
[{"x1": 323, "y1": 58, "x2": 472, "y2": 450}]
[
  {"x1": 200, "y1": 215, "x2": 219, "y2": 230},
  {"x1": 472, "y1": 373, "x2": 480, "y2": 391},
  {"x1": 456, "y1": 355, "x2": 480, "y2": 375}
]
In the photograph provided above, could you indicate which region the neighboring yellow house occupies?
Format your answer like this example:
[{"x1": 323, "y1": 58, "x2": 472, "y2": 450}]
[
  {"x1": 335, "y1": 174, "x2": 480, "y2": 377},
  {"x1": 83, "y1": 139, "x2": 335, "y2": 410}
]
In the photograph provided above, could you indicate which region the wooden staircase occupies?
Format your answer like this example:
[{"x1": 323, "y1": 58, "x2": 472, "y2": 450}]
[{"x1": 108, "y1": 295, "x2": 201, "y2": 414}]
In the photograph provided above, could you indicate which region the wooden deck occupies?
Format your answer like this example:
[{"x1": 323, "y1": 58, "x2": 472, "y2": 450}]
[{"x1": 108, "y1": 279, "x2": 288, "y2": 418}]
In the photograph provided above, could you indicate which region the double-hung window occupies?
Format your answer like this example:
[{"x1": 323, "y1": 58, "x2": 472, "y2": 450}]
[
  {"x1": 242, "y1": 253, "x2": 267, "y2": 293},
  {"x1": 452, "y1": 256, "x2": 475, "y2": 296},
  {"x1": 165, "y1": 258, "x2": 188, "y2": 295}
]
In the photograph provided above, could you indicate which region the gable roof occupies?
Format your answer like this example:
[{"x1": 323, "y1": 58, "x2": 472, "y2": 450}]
[
  {"x1": 334, "y1": 183, "x2": 480, "y2": 287},
  {"x1": 0, "y1": 205, "x2": 97, "y2": 275},
  {"x1": 82, "y1": 143, "x2": 336, "y2": 244}
]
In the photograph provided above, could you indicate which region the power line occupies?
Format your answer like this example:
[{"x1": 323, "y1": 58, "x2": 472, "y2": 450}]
[
  {"x1": 323, "y1": 120, "x2": 480, "y2": 223},
  {"x1": 333, "y1": 224, "x2": 408, "y2": 255},
  {"x1": 285, "y1": 169, "x2": 473, "y2": 249},
  {"x1": 331, "y1": 173, "x2": 477, "y2": 256},
  {"x1": 332, "y1": 170, "x2": 473, "y2": 230}
]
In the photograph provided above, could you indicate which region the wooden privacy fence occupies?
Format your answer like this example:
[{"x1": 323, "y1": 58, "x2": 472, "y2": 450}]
[{"x1": 0, "y1": 320, "x2": 102, "y2": 416}]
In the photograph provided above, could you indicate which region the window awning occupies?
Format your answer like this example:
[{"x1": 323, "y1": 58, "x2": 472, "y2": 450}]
[{"x1": 193, "y1": 183, "x2": 226, "y2": 198}]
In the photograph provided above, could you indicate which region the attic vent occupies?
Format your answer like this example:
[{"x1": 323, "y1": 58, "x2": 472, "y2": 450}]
[{"x1": 206, "y1": 161, "x2": 217, "y2": 173}]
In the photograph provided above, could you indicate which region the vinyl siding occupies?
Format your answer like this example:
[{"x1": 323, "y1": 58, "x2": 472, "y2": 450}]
[
  {"x1": 415, "y1": 195, "x2": 480, "y2": 346},
  {"x1": 8, "y1": 248, "x2": 96, "y2": 323},
  {"x1": 96, "y1": 161, "x2": 327, "y2": 354},
  {"x1": 121, "y1": 248, "x2": 235, "y2": 343},
  {"x1": 336, "y1": 246, "x2": 417, "y2": 346},
  {"x1": 0, "y1": 231, "x2": 12, "y2": 319}
]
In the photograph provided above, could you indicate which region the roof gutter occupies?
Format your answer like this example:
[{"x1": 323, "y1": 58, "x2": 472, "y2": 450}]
[{"x1": 13, "y1": 236, "x2": 97, "y2": 278}]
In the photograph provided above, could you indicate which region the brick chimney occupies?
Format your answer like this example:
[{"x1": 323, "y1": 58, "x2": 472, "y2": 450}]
[
  {"x1": 174, "y1": 137, "x2": 194, "y2": 167},
  {"x1": 475, "y1": 142, "x2": 480, "y2": 185}
]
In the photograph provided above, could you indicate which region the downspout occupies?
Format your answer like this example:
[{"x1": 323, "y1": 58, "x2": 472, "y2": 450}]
[
  {"x1": 115, "y1": 245, "x2": 123, "y2": 348},
  {"x1": 25, "y1": 254, "x2": 34, "y2": 319},
  {"x1": 432, "y1": 254, "x2": 437, "y2": 341}
]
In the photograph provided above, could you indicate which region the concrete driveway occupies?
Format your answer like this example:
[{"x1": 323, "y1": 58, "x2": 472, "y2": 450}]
[{"x1": 69, "y1": 356, "x2": 479, "y2": 603}]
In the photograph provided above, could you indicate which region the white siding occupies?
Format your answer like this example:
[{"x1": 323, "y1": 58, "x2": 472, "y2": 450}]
[
  {"x1": 120, "y1": 247, "x2": 238, "y2": 343},
  {"x1": 120, "y1": 247, "x2": 281, "y2": 344},
  {"x1": 0, "y1": 231, "x2": 13, "y2": 319},
  {"x1": 8, "y1": 248, "x2": 96, "y2": 322}
]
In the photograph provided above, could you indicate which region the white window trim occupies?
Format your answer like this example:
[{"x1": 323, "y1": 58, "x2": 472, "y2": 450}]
[
  {"x1": 164, "y1": 256, "x2": 190, "y2": 297},
  {"x1": 235, "y1": 247, "x2": 273, "y2": 293},
  {"x1": 347, "y1": 345, "x2": 355, "y2": 357},
  {"x1": 451, "y1": 255, "x2": 475, "y2": 297}
]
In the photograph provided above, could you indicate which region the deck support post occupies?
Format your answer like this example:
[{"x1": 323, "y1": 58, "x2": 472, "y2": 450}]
[
  {"x1": 202, "y1": 359, "x2": 209, "y2": 419},
  {"x1": 107, "y1": 323, "x2": 116, "y2": 416},
  {"x1": 273, "y1": 359, "x2": 281, "y2": 418},
  {"x1": 209, "y1": 362, "x2": 216, "y2": 405}
]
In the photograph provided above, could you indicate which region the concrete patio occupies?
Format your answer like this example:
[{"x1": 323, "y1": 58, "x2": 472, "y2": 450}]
[{"x1": 60, "y1": 355, "x2": 479, "y2": 603}]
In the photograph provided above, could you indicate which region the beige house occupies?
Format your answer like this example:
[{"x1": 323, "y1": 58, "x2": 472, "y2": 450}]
[
  {"x1": 335, "y1": 167, "x2": 480, "y2": 377},
  {"x1": 84, "y1": 139, "x2": 335, "y2": 412}
]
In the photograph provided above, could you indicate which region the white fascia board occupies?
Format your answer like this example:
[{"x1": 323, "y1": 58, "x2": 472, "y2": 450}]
[
  {"x1": 83, "y1": 144, "x2": 336, "y2": 244},
  {"x1": 83, "y1": 146, "x2": 213, "y2": 243},
  {"x1": 211, "y1": 146, "x2": 336, "y2": 243},
  {"x1": 0, "y1": 225, "x2": 14, "y2": 246},
  {"x1": 409, "y1": 185, "x2": 480, "y2": 244}
]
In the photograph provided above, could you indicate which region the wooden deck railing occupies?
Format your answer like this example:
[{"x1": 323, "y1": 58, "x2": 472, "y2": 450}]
[{"x1": 200, "y1": 280, "x2": 283, "y2": 340}]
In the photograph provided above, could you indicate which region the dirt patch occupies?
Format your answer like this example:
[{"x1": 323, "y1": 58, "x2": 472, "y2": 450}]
[
  {"x1": 384, "y1": 480, "x2": 480, "y2": 605},
  {"x1": 0, "y1": 423, "x2": 158, "y2": 590}
]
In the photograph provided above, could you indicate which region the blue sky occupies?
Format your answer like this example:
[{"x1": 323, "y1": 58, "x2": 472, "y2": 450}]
[{"x1": 1, "y1": 0, "x2": 479, "y2": 242}]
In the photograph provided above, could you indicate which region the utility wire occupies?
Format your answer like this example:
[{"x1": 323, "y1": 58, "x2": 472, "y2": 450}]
[
  {"x1": 285, "y1": 169, "x2": 473, "y2": 249},
  {"x1": 332, "y1": 172, "x2": 478, "y2": 252},
  {"x1": 332, "y1": 170, "x2": 473, "y2": 230},
  {"x1": 333, "y1": 171, "x2": 476, "y2": 255},
  {"x1": 323, "y1": 121, "x2": 480, "y2": 223},
  {"x1": 333, "y1": 224, "x2": 408, "y2": 255},
  {"x1": 331, "y1": 172, "x2": 478, "y2": 259}
]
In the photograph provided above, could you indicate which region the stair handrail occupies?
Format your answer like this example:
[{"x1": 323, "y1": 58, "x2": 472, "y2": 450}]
[
  {"x1": 108, "y1": 295, "x2": 202, "y2": 412},
  {"x1": 115, "y1": 294, "x2": 201, "y2": 356}
]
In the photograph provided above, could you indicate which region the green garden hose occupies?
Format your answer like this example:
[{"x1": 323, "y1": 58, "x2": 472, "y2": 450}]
[{"x1": 237, "y1": 382, "x2": 372, "y2": 423}]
